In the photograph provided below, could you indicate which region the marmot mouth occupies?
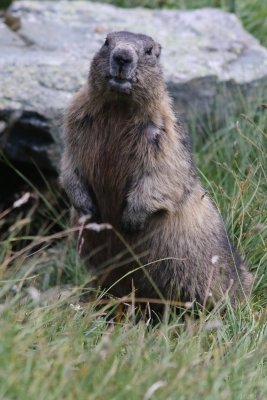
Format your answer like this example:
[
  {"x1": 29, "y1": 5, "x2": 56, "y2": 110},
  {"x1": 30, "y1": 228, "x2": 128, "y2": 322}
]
[{"x1": 108, "y1": 77, "x2": 132, "y2": 94}]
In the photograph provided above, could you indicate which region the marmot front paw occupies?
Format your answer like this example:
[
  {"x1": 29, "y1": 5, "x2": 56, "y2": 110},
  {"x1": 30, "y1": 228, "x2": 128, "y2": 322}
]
[
  {"x1": 121, "y1": 208, "x2": 147, "y2": 234},
  {"x1": 76, "y1": 203, "x2": 99, "y2": 219}
]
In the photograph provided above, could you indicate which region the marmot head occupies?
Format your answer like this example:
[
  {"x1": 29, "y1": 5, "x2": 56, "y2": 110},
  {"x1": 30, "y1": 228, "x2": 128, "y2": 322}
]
[{"x1": 89, "y1": 31, "x2": 163, "y2": 103}]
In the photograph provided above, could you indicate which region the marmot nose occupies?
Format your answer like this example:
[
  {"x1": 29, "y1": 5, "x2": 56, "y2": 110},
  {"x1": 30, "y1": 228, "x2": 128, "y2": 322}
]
[{"x1": 113, "y1": 50, "x2": 133, "y2": 66}]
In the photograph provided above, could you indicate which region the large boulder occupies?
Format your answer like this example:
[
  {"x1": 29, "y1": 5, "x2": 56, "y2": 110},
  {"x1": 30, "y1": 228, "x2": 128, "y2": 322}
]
[{"x1": 1, "y1": 1, "x2": 267, "y2": 171}]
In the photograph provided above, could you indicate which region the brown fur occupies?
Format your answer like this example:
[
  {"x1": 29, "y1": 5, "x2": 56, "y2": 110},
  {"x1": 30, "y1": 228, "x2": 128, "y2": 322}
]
[{"x1": 60, "y1": 31, "x2": 252, "y2": 307}]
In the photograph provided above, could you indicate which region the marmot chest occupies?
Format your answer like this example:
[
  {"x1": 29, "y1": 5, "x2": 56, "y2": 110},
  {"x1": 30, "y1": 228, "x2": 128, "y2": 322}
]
[{"x1": 80, "y1": 122, "x2": 145, "y2": 220}]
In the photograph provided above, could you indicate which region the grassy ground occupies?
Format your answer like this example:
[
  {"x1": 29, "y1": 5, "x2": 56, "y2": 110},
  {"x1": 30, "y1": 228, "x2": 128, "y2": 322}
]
[
  {"x1": 0, "y1": 94, "x2": 266, "y2": 399},
  {"x1": 0, "y1": 1, "x2": 267, "y2": 399}
]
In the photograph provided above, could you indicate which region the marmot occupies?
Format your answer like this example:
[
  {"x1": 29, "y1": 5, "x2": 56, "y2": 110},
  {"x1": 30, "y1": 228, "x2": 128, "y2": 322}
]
[{"x1": 60, "y1": 31, "x2": 252, "y2": 307}]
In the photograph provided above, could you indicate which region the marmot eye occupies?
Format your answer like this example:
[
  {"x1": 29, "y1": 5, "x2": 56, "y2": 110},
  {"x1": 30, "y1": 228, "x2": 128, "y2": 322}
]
[
  {"x1": 104, "y1": 38, "x2": 109, "y2": 47},
  {"x1": 145, "y1": 46, "x2": 153, "y2": 55}
]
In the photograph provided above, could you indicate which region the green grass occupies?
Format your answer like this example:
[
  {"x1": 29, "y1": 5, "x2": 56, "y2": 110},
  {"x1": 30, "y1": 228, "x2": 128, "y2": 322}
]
[
  {"x1": 0, "y1": 300, "x2": 266, "y2": 399},
  {"x1": 89, "y1": 0, "x2": 267, "y2": 47},
  {"x1": 0, "y1": 94, "x2": 266, "y2": 398}
]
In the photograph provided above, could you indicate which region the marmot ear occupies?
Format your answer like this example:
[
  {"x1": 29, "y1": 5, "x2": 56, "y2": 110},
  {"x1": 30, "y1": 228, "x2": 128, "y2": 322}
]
[{"x1": 155, "y1": 43, "x2": 162, "y2": 58}]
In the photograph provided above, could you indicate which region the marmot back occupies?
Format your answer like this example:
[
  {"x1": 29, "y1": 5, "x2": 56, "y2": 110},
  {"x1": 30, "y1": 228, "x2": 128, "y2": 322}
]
[{"x1": 60, "y1": 31, "x2": 253, "y2": 308}]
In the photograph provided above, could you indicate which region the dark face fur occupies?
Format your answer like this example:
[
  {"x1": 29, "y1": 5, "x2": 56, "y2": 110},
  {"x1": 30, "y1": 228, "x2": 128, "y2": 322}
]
[{"x1": 89, "y1": 31, "x2": 163, "y2": 101}]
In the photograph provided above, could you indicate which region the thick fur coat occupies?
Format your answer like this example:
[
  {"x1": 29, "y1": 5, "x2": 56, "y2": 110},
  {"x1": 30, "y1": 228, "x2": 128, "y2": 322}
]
[{"x1": 60, "y1": 31, "x2": 252, "y2": 306}]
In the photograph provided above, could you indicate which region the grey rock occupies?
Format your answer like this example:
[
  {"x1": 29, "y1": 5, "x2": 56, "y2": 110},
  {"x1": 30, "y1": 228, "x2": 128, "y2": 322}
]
[{"x1": 0, "y1": 1, "x2": 267, "y2": 171}]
